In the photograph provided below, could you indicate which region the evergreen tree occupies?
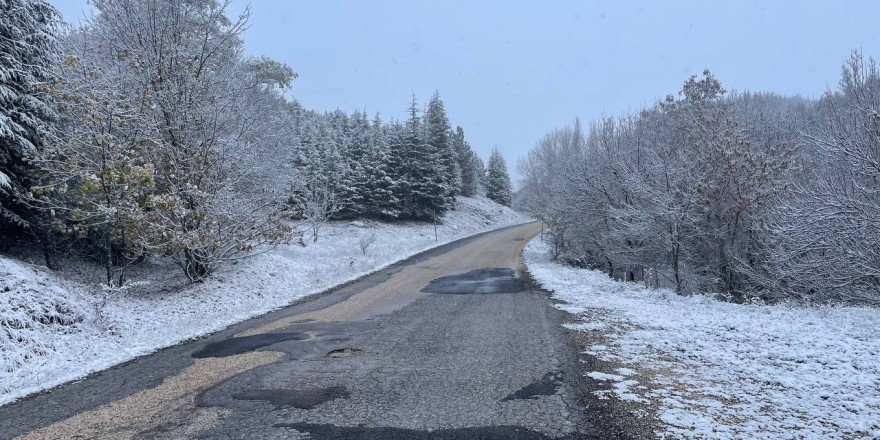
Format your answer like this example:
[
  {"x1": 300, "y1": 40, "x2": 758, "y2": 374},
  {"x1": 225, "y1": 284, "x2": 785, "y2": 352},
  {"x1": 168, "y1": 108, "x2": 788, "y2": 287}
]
[
  {"x1": 359, "y1": 113, "x2": 398, "y2": 219},
  {"x1": 335, "y1": 111, "x2": 369, "y2": 218},
  {"x1": 384, "y1": 121, "x2": 411, "y2": 218},
  {"x1": 290, "y1": 95, "x2": 469, "y2": 221},
  {"x1": 486, "y1": 147, "x2": 512, "y2": 206},
  {"x1": 425, "y1": 91, "x2": 460, "y2": 206},
  {"x1": 362, "y1": 137, "x2": 399, "y2": 219},
  {"x1": 474, "y1": 155, "x2": 487, "y2": 194},
  {"x1": 0, "y1": 0, "x2": 59, "y2": 228},
  {"x1": 387, "y1": 95, "x2": 447, "y2": 220},
  {"x1": 453, "y1": 126, "x2": 482, "y2": 197}
]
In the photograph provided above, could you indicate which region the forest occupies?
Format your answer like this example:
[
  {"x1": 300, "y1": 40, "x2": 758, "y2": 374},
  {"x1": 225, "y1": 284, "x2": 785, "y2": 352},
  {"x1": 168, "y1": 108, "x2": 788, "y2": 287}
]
[
  {"x1": 0, "y1": 0, "x2": 514, "y2": 285},
  {"x1": 518, "y1": 54, "x2": 880, "y2": 305}
]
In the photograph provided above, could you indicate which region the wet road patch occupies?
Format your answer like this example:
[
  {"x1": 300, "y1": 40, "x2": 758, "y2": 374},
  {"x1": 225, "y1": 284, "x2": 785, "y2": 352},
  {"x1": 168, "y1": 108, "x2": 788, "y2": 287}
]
[
  {"x1": 233, "y1": 386, "x2": 350, "y2": 409},
  {"x1": 274, "y1": 423, "x2": 576, "y2": 439},
  {"x1": 192, "y1": 333, "x2": 307, "y2": 358},
  {"x1": 501, "y1": 371, "x2": 562, "y2": 401},
  {"x1": 421, "y1": 268, "x2": 525, "y2": 294},
  {"x1": 327, "y1": 347, "x2": 362, "y2": 358}
]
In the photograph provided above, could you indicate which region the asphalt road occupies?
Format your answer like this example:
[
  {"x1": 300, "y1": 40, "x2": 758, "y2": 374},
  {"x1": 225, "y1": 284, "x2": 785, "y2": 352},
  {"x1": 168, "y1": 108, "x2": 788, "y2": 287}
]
[{"x1": 1, "y1": 222, "x2": 609, "y2": 439}]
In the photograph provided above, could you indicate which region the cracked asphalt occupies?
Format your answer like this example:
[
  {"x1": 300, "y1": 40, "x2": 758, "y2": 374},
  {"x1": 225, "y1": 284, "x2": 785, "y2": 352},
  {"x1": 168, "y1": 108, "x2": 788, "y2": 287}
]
[{"x1": 0, "y1": 222, "x2": 620, "y2": 439}]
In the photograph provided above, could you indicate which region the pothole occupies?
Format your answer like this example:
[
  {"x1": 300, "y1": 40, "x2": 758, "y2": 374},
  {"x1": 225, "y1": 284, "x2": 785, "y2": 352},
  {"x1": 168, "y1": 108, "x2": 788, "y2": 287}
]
[
  {"x1": 192, "y1": 333, "x2": 307, "y2": 358},
  {"x1": 326, "y1": 347, "x2": 362, "y2": 358},
  {"x1": 501, "y1": 371, "x2": 562, "y2": 401}
]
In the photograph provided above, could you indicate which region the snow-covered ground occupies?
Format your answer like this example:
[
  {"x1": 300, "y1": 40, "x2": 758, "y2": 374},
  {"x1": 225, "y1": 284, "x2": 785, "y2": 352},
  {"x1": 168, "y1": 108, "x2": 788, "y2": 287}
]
[
  {"x1": 524, "y1": 239, "x2": 880, "y2": 440},
  {"x1": 0, "y1": 196, "x2": 527, "y2": 407}
]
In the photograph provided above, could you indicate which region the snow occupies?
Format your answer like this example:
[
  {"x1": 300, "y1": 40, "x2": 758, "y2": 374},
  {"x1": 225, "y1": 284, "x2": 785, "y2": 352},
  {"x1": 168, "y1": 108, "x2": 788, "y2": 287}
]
[
  {"x1": 0, "y1": 196, "x2": 527, "y2": 407},
  {"x1": 524, "y1": 239, "x2": 880, "y2": 440},
  {"x1": 587, "y1": 371, "x2": 625, "y2": 382}
]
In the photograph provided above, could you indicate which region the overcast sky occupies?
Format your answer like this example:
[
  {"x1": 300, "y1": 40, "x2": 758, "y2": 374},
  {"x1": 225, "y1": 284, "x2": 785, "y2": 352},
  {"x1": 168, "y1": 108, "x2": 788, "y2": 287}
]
[{"x1": 51, "y1": 0, "x2": 880, "y2": 181}]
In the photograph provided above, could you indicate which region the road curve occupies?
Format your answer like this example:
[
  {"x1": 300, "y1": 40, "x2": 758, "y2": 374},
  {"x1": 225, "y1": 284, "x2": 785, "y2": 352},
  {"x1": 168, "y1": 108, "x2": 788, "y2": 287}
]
[{"x1": 1, "y1": 222, "x2": 602, "y2": 439}]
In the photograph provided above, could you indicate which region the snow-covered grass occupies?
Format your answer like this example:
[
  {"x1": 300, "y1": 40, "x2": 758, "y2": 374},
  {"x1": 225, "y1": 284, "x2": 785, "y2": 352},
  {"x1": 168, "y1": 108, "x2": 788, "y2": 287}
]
[
  {"x1": 0, "y1": 196, "x2": 527, "y2": 407},
  {"x1": 524, "y1": 239, "x2": 880, "y2": 440}
]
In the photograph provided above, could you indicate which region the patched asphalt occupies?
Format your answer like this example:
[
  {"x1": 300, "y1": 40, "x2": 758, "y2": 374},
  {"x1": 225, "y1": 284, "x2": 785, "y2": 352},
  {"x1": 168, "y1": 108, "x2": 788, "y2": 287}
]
[
  {"x1": 0, "y1": 223, "x2": 639, "y2": 439},
  {"x1": 421, "y1": 268, "x2": 526, "y2": 294}
]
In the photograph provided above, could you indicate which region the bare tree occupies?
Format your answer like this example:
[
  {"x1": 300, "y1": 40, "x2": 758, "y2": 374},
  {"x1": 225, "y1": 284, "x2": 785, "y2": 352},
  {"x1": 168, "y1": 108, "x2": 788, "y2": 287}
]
[
  {"x1": 519, "y1": 71, "x2": 796, "y2": 297},
  {"x1": 301, "y1": 177, "x2": 341, "y2": 243},
  {"x1": 761, "y1": 51, "x2": 880, "y2": 304},
  {"x1": 358, "y1": 231, "x2": 377, "y2": 255}
]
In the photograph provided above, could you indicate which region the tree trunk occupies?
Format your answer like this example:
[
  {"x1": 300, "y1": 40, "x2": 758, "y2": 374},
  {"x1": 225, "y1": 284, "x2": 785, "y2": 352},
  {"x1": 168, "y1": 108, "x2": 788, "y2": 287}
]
[
  {"x1": 105, "y1": 232, "x2": 113, "y2": 286},
  {"x1": 672, "y1": 242, "x2": 683, "y2": 294},
  {"x1": 183, "y1": 249, "x2": 212, "y2": 282}
]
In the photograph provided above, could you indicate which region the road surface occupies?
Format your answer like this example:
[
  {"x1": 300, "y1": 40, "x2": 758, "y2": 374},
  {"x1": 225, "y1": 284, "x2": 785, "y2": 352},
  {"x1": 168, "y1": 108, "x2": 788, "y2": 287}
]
[{"x1": 1, "y1": 222, "x2": 612, "y2": 439}]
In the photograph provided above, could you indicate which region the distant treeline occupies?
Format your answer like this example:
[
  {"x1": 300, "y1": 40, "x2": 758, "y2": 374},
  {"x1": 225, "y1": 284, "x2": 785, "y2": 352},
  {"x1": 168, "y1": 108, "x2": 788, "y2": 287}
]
[{"x1": 518, "y1": 54, "x2": 880, "y2": 305}]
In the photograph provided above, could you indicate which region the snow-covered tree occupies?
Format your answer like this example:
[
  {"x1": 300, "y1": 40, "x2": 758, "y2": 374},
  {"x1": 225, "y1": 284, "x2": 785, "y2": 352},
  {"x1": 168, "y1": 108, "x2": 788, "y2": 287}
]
[
  {"x1": 518, "y1": 120, "x2": 587, "y2": 260},
  {"x1": 454, "y1": 126, "x2": 482, "y2": 197},
  {"x1": 386, "y1": 95, "x2": 448, "y2": 220},
  {"x1": 361, "y1": 113, "x2": 399, "y2": 219},
  {"x1": 0, "y1": 0, "x2": 59, "y2": 229},
  {"x1": 29, "y1": 34, "x2": 160, "y2": 286},
  {"x1": 362, "y1": 144, "x2": 399, "y2": 219},
  {"x1": 761, "y1": 51, "x2": 880, "y2": 304},
  {"x1": 334, "y1": 110, "x2": 372, "y2": 219},
  {"x1": 33, "y1": 0, "x2": 296, "y2": 282},
  {"x1": 425, "y1": 91, "x2": 459, "y2": 206},
  {"x1": 299, "y1": 175, "x2": 341, "y2": 243},
  {"x1": 519, "y1": 70, "x2": 800, "y2": 297},
  {"x1": 284, "y1": 92, "x2": 474, "y2": 223},
  {"x1": 485, "y1": 147, "x2": 512, "y2": 206}
]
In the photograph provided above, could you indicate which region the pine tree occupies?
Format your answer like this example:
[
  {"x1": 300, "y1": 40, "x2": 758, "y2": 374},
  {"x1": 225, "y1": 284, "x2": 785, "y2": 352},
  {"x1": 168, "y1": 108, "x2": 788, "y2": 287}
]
[
  {"x1": 363, "y1": 143, "x2": 399, "y2": 220},
  {"x1": 384, "y1": 121, "x2": 411, "y2": 217},
  {"x1": 386, "y1": 95, "x2": 447, "y2": 220},
  {"x1": 474, "y1": 155, "x2": 487, "y2": 194},
  {"x1": 486, "y1": 147, "x2": 512, "y2": 206},
  {"x1": 0, "y1": 0, "x2": 59, "y2": 228},
  {"x1": 425, "y1": 91, "x2": 460, "y2": 207},
  {"x1": 453, "y1": 126, "x2": 482, "y2": 197},
  {"x1": 335, "y1": 111, "x2": 370, "y2": 219},
  {"x1": 358, "y1": 112, "x2": 398, "y2": 219}
]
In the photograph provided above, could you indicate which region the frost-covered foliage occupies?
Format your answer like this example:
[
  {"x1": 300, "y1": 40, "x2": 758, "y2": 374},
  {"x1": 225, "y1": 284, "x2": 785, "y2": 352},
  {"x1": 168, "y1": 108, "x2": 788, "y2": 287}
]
[
  {"x1": 760, "y1": 52, "x2": 880, "y2": 304},
  {"x1": 0, "y1": 0, "x2": 59, "y2": 228},
  {"x1": 525, "y1": 239, "x2": 880, "y2": 439},
  {"x1": 454, "y1": 126, "x2": 485, "y2": 198},
  {"x1": 0, "y1": 196, "x2": 526, "y2": 406},
  {"x1": 485, "y1": 147, "x2": 512, "y2": 206},
  {"x1": 425, "y1": 91, "x2": 462, "y2": 207},
  {"x1": 300, "y1": 174, "x2": 342, "y2": 243},
  {"x1": 28, "y1": 0, "x2": 295, "y2": 282},
  {"x1": 385, "y1": 95, "x2": 449, "y2": 220},
  {"x1": 518, "y1": 57, "x2": 880, "y2": 304},
  {"x1": 289, "y1": 92, "x2": 487, "y2": 223},
  {"x1": 520, "y1": 70, "x2": 797, "y2": 297}
]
